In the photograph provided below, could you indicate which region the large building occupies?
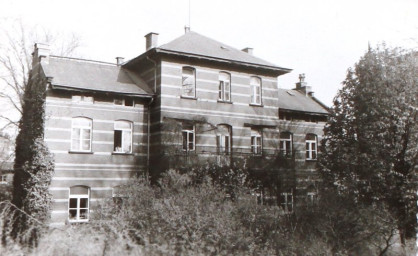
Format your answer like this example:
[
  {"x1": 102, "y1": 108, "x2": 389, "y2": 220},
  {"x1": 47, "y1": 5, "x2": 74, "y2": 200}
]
[{"x1": 28, "y1": 29, "x2": 328, "y2": 226}]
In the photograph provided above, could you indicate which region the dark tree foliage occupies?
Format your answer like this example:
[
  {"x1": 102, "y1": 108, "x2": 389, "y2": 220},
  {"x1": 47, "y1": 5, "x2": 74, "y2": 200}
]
[
  {"x1": 8, "y1": 67, "x2": 54, "y2": 246},
  {"x1": 320, "y1": 46, "x2": 418, "y2": 244}
]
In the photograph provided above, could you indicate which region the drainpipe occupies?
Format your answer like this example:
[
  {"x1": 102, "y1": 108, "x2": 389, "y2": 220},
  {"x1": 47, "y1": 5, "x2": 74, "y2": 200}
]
[
  {"x1": 146, "y1": 97, "x2": 154, "y2": 181},
  {"x1": 146, "y1": 56, "x2": 157, "y2": 181}
]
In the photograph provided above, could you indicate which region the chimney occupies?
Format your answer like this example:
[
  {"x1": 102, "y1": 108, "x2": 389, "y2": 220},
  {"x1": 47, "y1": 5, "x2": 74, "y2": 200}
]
[
  {"x1": 295, "y1": 73, "x2": 313, "y2": 96},
  {"x1": 242, "y1": 47, "x2": 253, "y2": 55},
  {"x1": 184, "y1": 26, "x2": 190, "y2": 34},
  {"x1": 116, "y1": 57, "x2": 125, "y2": 66},
  {"x1": 32, "y1": 43, "x2": 50, "y2": 66},
  {"x1": 145, "y1": 32, "x2": 159, "y2": 51}
]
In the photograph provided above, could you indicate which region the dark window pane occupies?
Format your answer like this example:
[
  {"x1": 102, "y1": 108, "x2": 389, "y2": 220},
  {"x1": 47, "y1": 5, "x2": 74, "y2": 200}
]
[
  {"x1": 80, "y1": 198, "x2": 88, "y2": 208},
  {"x1": 69, "y1": 198, "x2": 78, "y2": 208},
  {"x1": 125, "y1": 98, "x2": 134, "y2": 106},
  {"x1": 79, "y1": 209, "x2": 88, "y2": 219},
  {"x1": 114, "y1": 130, "x2": 122, "y2": 151},
  {"x1": 69, "y1": 209, "x2": 77, "y2": 219}
]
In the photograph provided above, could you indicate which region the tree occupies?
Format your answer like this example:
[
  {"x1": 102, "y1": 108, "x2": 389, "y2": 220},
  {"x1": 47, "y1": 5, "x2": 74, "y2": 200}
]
[
  {"x1": 320, "y1": 45, "x2": 418, "y2": 245},
  {"x1": 0, "y1": 19, "x2": 80, "y2": 131}
]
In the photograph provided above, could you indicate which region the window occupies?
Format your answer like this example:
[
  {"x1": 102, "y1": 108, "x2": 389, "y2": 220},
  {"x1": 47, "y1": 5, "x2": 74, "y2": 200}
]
[
  {"x1": 305, "y1": 134, "x2": 318, "y2": 160},
  {"x1": 307, "y1": 192, "x2": 317, "y2": 205},
  {"x1": 279, "y1": 132, "x2": 293, "y2": 158},
  {"x1": 0, "y1": 175, "x2": 7, "y2": 184},
  {"x1": 182, "y1": 123, "x2": 195, "y2": 152},
  {"x1": 251, "y1": 128, "x2": 262, "y2": 154},
  {"x1": 218, "y1": 72, "x2": 231, "y2": 102},
  {"x1": 68, "y1": 186, "x2": 89, "y2": 222},
  {"x1": 250, "y1": 76, "x2": 262, "y2": 105},
  {"x1": 114, "y1": 121, "x2": 132, "y2": 153},
  {"x1": 280, "y1": 191, "x2": 293, "y2": 212},
  {"x1": 114, "y1": 97, "x2": 134, "y2": 106},
  {"x1": 71, "y1": 117, "x2": 92, "y2": 152},
  {"x1": 72, "y1": 94, "x2": 93, "y2": 104},
  {"x1": 216, "y1": 124, "x2": 231, "y2": 154},
  {"x1": 182, "y1": 67, "x2": 196, "y2": 98}
]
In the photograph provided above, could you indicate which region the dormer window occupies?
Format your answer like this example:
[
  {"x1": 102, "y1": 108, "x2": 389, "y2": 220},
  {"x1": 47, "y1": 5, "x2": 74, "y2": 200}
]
[
  {"x1": 181, "y1": 67, "x2": 196, "y2": 98},
  {"x1": 219, "y1": 72, "x2": 231, "y2": 102}
]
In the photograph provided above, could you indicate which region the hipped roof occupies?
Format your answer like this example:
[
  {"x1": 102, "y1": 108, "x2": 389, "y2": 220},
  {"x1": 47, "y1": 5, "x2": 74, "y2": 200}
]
[
  {"x1": 43, "y1": 56, "x2": 153, "y2": 97},
  {"x1": 278, "y1": 89, "x2": 329, "y2": 115}
]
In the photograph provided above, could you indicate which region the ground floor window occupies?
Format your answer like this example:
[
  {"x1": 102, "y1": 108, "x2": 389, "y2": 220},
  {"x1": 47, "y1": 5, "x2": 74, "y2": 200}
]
[
  {"x1": 68, "y1": 186, "x2": 90, "y2": 222},
  {"x1": 280, "y1": 191, "x2": 293, "y2": 213}
]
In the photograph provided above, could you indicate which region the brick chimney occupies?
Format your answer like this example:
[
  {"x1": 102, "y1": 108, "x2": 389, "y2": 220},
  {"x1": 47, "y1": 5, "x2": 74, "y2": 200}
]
[
  {"x1": 116, "y1": 57, "x2": 125, "y2": 66},
  {"x1": 184, "y1": 26, "x2": 190, "y2": 34},
  {"x1": 145, "y1": 32, "x2": 159, "y2": 51},
  {"x1": 295, "y1": 74, "x2": 313, "y2": 96},
  {"x1": 32, "y1": 43, "x2": 50, "y2": 66},
  {"x1": 242, "y1": 47, "x2": 253, "y2": 55}
]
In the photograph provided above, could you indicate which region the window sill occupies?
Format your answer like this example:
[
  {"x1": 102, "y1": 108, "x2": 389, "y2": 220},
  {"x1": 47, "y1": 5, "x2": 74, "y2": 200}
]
[
  {"x1": 112, "y1": 152, "x2": 134, "y2": 155},
  {"x1": 249, "y1": 103, "x2": 264, "y2": 107},
  {"x1": 181, "y1": 96, "x2": 197, "y2": 100},
  {"x1": 217, "y1": 100, "x2": 232, "y2": 104},
  {"x1": 68, "y1": 151, "x2": 93, "y2": 154},
  {"x1": 305, "y1": 159, "x2": 317, "y2": 162}
]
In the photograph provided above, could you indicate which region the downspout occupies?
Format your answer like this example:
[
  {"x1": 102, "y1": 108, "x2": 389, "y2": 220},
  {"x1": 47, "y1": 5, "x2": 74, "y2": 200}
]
[{"x1": 146, "y1": 56, "x2": 157, "y2": 181}]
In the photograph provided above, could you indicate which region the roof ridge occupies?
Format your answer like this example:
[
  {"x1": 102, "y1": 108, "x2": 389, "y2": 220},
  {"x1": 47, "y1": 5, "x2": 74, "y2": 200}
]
[{"x1": 50, "y1": 55, "x2": 117, "y2": 66}]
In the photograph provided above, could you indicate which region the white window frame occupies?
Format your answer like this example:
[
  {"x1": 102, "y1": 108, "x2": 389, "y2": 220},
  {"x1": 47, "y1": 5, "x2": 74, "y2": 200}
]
[
  {"x1": 279, "y1": 132, "x2": 293, "y2": 158},
  {"x1": 181, "y1": 67, "x2": 196, "y2": 98},
  {"x1": 281, "y1": 191, "x2": 293, "y2": 212},
  {"x1": 0, "y1": 175, "x2": 7, "y2": 184},
  {"x1": 216, "y1": 125, "x2": 231, "y2": 154},
  {"x1": 182, "y1": 123, "x2": 195, "y2": 152},
  {"x1": 250, "y1": 76, "x2": 262, "y2": 105},
  {"x1": 71, "y1": 117, "x2": 92, "y2": 152},
  {"x1": 251, "y1": 128, "x2": 262, "y2": 154},
  {"x1": 305, "y1": 134, "x2": 318, "y2": 160},
  {"x1": 68, "y1": 186, "x2": 90, "y2": 223},
  {"x1": 113, "y1": 120, "x2": 133, "y2": 153},
  {"x1": 219, "y1": 72, "x2": 231, "y2": 102}
]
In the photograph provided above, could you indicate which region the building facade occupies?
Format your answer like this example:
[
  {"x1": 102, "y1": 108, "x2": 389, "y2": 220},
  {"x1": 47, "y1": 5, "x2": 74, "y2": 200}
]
[{"x1": 28, "y1": 30, "x2": 328, "y2": 226}]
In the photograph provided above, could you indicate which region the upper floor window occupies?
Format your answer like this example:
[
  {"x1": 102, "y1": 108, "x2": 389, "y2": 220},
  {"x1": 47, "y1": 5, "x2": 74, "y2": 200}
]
[
  {"x1": 114, "y1": 121, "x2": 132, "y2": 153},
  {"x1": 279, "y1": 132, "x2": 293, "y2": 158},
  {"x1": 72, "y1": 94, "x2": 93, "y2": 104},
  {"x1": 305, "y1": 134, "x2": 318, "y2": 160},
  {"x1": 71, "y1": 117, "x2": 92, "y2": 152},
  {"x1": 218, "y1": 72, "x2": 231, "y2": 102},
  {"x1": 250, "y1": 76, "x2": 262, "y2": 105},
  {"x1": 182, "y1": 67, "x2": 196, "y2": 98},
  {"x1": 251, "y1": 128, "x2": 262, "y2": 154},
  {"x1": 216, "y1": 124, "x2": 231, "y2": 154},
  {"x1": 182, "y1": 123, "x2": 195, "y2": 152},
  {"x1": 68, "y1": 186, "x2": 90, "y2": 222}
]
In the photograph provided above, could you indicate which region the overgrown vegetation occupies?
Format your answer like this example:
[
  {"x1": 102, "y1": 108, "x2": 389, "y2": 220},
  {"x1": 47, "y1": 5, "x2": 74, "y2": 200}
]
[{"x1": 1, "y1": 169, "x2": 416, "y2": 255}]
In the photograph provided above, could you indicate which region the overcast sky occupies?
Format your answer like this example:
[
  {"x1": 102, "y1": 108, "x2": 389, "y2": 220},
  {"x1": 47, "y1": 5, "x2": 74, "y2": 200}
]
[{"x1": 1, "y1": 0, "x2": 417, "y2": 107}]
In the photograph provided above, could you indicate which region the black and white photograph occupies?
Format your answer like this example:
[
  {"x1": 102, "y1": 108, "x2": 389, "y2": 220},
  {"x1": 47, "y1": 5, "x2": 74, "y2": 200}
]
[{"x1": 0, "y1": 0, "x2": 417, "y2": 255}]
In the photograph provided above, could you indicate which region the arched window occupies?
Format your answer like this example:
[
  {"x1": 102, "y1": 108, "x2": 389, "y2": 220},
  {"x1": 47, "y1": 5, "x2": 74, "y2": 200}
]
[
  {"x1": 305, "y1": 134, "x2": 317, "y2": 160},
  {"x1": 250, "y1": 76, "x2": 262, "y2": 105},
  {"x1": 114, "y1": 120, "x2": 133, "y2": 153},
  {"x1": 68, "y1": 186, "x2": 90, "y2": 222},
  {"x1": 71, "y1": 117, "x2": 92, "y2": 152},
  {"x1": 279, "y1": 132, "x2": 293, "y2": 158},
  {"x1": 219, "y1": 72, "x2": 231, "y2": 102},
  {"x1": 216, "y1": 124, "x2": 231, "y2": 154},
  {"x1": 182, "y1": 67, "x2": 196, "y2": 98}
]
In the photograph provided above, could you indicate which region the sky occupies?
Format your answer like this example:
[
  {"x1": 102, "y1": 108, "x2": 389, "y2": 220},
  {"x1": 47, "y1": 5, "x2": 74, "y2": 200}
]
[{"x1": 0, "y1": 0, "x2": 417, "y2": 110}]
